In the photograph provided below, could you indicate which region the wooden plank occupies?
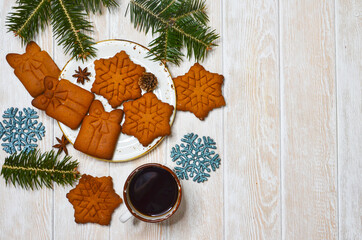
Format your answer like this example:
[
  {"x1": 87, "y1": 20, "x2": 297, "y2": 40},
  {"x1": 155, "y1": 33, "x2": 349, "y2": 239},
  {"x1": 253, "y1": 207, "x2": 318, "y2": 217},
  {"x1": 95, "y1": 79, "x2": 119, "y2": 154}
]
[
  {"x1": 108, "y1": 5, "x2": 166, "y2": 240},
  {"x1": 336, "y1": 0, "x2": 362, "y2": 238},
  {"x1": 280, "y1": 0, "x2": 337, "y2": 239},
  {"x1": 164, "y1": 0, "x2": 224, "y2": 239},
  {"x1": 223, "y1": 0, "x2": 280, "y2": 239},
  {"x1": 53, "y1": 12, "x2": 111, "y2": 240},
  {"x1": 0, "y1": 1, "x2": 54, "y2": 239}
]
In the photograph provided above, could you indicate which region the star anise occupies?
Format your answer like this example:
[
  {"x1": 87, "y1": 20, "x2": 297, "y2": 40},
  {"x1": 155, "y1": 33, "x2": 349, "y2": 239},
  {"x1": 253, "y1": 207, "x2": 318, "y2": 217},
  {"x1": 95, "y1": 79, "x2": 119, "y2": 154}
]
[
  {"x1": 73, "y1": 66, "x2": 90, "y2": 84},
  {"x1": 53, "y1": 135, "x2": 70, "y2": 155}
]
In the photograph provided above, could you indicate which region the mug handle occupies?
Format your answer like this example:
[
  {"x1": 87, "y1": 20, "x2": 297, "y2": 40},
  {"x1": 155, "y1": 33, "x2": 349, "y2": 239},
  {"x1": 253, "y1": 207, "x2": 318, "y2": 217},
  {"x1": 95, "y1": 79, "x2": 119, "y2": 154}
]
[{"x1": 119, "y1": 206, "x2": 133, "y2": 223}]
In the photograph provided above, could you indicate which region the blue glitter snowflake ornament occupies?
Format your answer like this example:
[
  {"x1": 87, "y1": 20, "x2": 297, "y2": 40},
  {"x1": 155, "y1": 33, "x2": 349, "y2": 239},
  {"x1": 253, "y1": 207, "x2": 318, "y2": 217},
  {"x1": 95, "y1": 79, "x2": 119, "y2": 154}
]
[
  {"x1": 0, "y1": 107, "x2": 45, "y2": 154},
  {"x1": 170, "y1": 133, "x2": 221, "y2": 183}
]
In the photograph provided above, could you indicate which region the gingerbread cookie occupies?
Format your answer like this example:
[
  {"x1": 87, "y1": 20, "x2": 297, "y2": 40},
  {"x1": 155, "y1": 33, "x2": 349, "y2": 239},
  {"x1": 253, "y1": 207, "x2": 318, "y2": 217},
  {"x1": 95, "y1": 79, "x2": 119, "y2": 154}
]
[
  {"x1": 91, "y1": 51, "x2": 145, "y2": 108},
  {"x1": 74, "y1": 100, "x2": 123, "y2": 160},
  {"x1": 66, "y1": 174, "x2": 123, "y2": 225},
  {"x1": 32, "y1": 77, "x2": 94, "y2": 129},
  {"x1": 6, "y1": 41, "x2": 60, "y2": 97},
  {"x1": 173, "y1": 63, "x2": 225, "y2": 120},
  {"x1": 122, "y1": 92, "x2": 174, "y2": 147}
]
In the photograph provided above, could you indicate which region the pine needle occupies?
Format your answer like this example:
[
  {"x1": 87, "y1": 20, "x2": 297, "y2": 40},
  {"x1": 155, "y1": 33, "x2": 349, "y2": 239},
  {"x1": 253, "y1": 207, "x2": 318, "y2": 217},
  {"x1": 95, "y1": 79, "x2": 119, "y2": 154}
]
[
  {"x1": 51, "y1": 0, "x2": 96, "y2": 60},
  {"x1": 1, "y1": 150, "x2": 80, "y2": 190},
  {"x1": 6, "y1": 0, "x2": 51, "y2": 43},
  {"x1": 75, "y1": 0, "x2": 119, "y2": 14},
  {"x1": 127, "y1": 0, "x2": 219, "y2": 65},
  {"x1": 6, "y1": 0, "x2": 118, "y2": 61}
]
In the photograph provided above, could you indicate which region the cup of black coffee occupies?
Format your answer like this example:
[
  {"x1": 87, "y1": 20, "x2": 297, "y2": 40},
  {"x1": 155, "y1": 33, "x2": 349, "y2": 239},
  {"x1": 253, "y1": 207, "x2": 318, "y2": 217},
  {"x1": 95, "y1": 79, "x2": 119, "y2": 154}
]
[{"x1": 121, "y1": 163, "x2": 182, "y2": 223}]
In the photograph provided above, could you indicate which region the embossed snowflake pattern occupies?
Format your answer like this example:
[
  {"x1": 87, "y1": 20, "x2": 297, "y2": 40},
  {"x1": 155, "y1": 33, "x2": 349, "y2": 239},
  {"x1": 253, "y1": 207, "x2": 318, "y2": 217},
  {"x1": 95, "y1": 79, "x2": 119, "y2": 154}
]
[
  {"x1": 173, "y1": 63, "x2": 225, "y2": 120},
  {"x1": 0, "y1": 107, "x2": 45, "y2": 154},
  {"x1": 122, "y1": 92, "x2": 174, "y2": 147},
  {"x1": 66, "y1": 175, "x2": 123, "y2": 225},
  {"x1": 171, "y1": 133, "x2": 221, "y2": 183},
  {"x1": 91, "y1": 51, "x2": 145, "y2": 108}
]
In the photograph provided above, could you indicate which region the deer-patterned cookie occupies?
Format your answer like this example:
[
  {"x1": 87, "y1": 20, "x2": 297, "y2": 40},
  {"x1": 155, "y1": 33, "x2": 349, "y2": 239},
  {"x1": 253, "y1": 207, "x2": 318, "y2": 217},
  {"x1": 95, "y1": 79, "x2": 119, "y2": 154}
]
[
  {"x1": 32, "y1": 77, "x2": 94, "y2": 129},
  {"x1": 6, "y1": 41, "x2": 60, "y2": 97},
  {"x1": 173, "y1": 63, "x2": 225, "y2": 120},
  {"x1": 66, "y1": 174, "x2": 123, "y2": 225},
  {"x1": 122, "y1": 92, "x2": 174, "y2": 147},
  {"x1": 74, "y1": 100, "x2": 123, "y2": 160},
  {"x1": 91, "y1": 51, "x2": 145, "y2": 108}
]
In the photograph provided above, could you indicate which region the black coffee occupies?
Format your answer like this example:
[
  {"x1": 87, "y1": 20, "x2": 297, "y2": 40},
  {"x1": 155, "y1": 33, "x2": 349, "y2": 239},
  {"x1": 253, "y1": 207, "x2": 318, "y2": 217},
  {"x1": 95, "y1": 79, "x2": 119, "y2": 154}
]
[{"x1": 128, "y1": 166, "x2": 179, "y2": 216}]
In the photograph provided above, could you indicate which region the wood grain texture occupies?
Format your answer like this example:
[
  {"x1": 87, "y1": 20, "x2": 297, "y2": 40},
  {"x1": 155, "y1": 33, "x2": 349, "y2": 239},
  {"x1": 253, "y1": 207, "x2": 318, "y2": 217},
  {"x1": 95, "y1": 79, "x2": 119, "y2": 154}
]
[
  {"x1": 108, "y1": 5, "x2": 166, "y2": 240},
  {"x1": 223, "y1": 0, "x2": 280, "y2": 239},
  {"x1": 1, "y1": 0, "x2": 362, "y2": 239},
  {"x1": 280, "y1": 0, "x2": 337, "y2": 239},
  {"x1": 165, "y1": 0, "x2": 224, "y2": 239},
  {"x1": 0, "y1": 1, "x2": 53, "y2": 239},
  {"x1": 336, "y1": 0, "x2": 362, "y2": 238},
  {"x1": 53, "y1": 12, "x2": 110, "y2": 240}
]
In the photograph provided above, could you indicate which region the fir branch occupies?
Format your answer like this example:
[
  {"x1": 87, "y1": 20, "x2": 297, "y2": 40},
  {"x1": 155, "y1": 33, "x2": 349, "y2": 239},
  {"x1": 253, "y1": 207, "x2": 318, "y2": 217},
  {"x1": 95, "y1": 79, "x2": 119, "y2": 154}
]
[
  {"x1": 1, "y1": 150, "x2": 80, "y2": 190},
  {"x1": 148, "y1": 27, "x2": 183, "y2": 65},
  {"x1": 174, "y1": 0, "x2": 208, "y2": 25},
  {"x1": 6, "y1": 0, "x2": 51, "y2": 43},
  {"x1": 175, "y1": 17, "x2": 219, "y2": 61},
  {"x1": 128, "y1": 0, "x2": 165, "y2": 34},
  {"x1": 6, "y1": 0, "x2": 119, "y2": 61},
  {"x1": 51, "y1": 0, "x2": 96, "y2": 60},
  {"x1": 128, "y1": 0, "x2": 219, "y2": 65},
  {"x1": 75, "y1": 0, "x2": 119, "y2": 14},
  {"x1": 157, "y1": 0, "x2": 175, "y2": 17}
]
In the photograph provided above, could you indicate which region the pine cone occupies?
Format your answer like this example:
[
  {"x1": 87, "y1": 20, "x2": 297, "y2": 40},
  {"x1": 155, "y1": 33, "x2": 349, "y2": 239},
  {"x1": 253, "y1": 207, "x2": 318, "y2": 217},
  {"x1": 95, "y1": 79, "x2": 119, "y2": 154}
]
[{"x1": 138, "y1": 72, "x2": 158, "y2": 92}]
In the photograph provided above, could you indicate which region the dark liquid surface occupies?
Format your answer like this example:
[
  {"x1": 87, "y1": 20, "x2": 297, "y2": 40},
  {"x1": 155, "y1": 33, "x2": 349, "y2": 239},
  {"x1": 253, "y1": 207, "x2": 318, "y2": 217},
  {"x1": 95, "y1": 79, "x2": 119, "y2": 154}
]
[{"x1": 128, "y1": 166, "x2": 179, "y2": 216}]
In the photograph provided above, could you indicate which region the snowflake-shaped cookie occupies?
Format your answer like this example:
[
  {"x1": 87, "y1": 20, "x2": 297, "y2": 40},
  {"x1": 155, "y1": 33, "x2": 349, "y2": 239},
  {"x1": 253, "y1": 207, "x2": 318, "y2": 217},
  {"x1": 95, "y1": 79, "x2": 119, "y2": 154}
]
[
  {"x1": 66, "y1": 175, "x2": 123, "y2": 225},
  {"x1": 171, "y1": 133, "x2": 221, "y2": 183},
  {"x1": 173, "y1": 63, "x2": 225, "y2": 120},
  {"x1": 91, "y1": 51, "x2": 145, "y2": 108},
  {"x1": 122, "y1": 92, "x2": 174, "y2": 147},
  {"x1": 0, "y1": 107, "x2": 45, "y2": 154}
]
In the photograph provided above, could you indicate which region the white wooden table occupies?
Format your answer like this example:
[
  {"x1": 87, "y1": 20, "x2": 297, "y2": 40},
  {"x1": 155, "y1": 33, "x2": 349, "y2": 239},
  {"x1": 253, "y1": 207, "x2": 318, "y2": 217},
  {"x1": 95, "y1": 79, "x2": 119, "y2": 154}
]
[{"x1": 0, "y1": 0, "x2": 361, "y2": 239}]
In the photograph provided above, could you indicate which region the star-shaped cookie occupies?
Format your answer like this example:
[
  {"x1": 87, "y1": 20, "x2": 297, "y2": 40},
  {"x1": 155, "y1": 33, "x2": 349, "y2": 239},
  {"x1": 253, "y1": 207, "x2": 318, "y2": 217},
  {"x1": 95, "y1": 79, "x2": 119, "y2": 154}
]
[
  {"x1": 91, "y1": 51, "x2": 145, "y2": 108},
  {"x1": 66, "y1": 174, "x2": 123, "y2": 225},
  {"x1": 173, "y1": 63, "x2": 225, "y2": 120},
  {"x1": 122, "y1": 92, "x2": 174, "y2": 147}
]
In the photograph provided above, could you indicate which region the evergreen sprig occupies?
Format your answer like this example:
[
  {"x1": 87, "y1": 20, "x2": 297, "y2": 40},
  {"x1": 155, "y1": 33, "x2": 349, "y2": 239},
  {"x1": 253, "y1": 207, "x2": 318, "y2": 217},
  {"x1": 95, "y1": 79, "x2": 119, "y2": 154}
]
[
  {"x1": 75, "y1": 0, "x2": 119, "y2": 14},
  {"x1": 6, "y1": 0, "x2": 51, "y2": 43},
  {"x1": 51, "y1": 0, "x2": 96, "y2": 59},
  {"x1": 6, "y1": 0, "x2": 118, "y2": 61},
  {"x1": 1, "y1": 150, "x2": 80, "y2": 190},
  {"x1": 127, "y1": 0, "x2": 219, "y2": 65}
]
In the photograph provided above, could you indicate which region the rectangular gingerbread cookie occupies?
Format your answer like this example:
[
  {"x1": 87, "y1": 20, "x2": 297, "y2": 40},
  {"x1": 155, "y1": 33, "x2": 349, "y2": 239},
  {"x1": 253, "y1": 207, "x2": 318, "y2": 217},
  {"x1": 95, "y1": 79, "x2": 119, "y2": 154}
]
[
  {"x1": 74, "y1": 100, "x2": 123, "y2": 160},
  {"x1": 32, "y1": 76, "x2": 94, "y2": 129},
  {"x1": 6, "y1": 41, "x2": 60, "y2": 98}
]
